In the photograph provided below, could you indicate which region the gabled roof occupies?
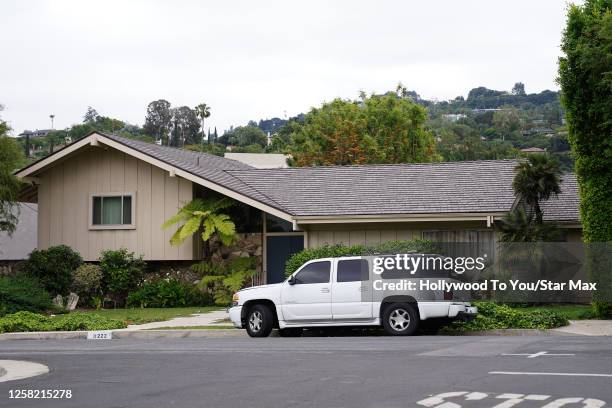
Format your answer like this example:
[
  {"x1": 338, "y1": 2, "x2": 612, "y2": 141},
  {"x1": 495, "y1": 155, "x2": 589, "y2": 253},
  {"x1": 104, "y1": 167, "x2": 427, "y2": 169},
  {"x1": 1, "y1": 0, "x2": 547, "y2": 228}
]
[
  {"x1": 15, "y1": 132, "x2": 581, "y2": 224},
  {"x1": 226, "y1": 160, "x2": 519, "y2": 217}
]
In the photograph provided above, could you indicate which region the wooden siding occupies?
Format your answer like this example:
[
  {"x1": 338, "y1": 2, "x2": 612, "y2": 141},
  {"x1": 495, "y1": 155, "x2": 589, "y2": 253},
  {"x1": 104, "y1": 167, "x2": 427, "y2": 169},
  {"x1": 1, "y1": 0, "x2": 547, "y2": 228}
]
[{"x1": 37, "y1": 147, "x2": 193, "y2": 261}]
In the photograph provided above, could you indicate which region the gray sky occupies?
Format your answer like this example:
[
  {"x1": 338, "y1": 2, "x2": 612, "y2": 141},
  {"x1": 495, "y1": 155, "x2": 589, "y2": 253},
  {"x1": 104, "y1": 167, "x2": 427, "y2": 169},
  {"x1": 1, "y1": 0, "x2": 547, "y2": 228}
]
[{"x1": 1, "y1": 0, "x2": 570, "y2": 136}]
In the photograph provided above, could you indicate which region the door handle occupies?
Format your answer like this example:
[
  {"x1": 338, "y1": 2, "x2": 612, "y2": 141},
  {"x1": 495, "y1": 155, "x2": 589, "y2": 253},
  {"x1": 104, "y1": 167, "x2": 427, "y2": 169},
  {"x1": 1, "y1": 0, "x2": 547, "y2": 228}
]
[{"x1": 320, "y1": 288, "x2": 330, "y2": 293}]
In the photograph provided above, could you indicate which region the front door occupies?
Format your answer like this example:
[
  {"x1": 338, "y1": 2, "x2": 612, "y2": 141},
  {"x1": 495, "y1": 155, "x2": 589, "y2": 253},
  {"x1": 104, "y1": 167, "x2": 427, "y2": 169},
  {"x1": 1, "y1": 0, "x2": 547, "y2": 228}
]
[{"x1": 266, "y1": 235, "x2": 304, "y2": 284}]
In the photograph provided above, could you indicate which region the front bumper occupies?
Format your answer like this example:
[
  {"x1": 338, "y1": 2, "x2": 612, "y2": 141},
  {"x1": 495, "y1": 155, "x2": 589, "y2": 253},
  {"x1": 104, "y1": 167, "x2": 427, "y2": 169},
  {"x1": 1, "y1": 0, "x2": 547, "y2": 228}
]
[{"x1": 229, "y1": 306, "x2": 243, "y2": 328}]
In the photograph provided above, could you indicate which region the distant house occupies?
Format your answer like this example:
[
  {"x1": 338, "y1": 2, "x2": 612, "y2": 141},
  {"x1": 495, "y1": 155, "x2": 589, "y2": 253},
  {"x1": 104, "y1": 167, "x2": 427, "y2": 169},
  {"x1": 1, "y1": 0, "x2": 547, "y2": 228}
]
[
  {"x1": 442, "y1": 114, "x2": 467, "y2": 122},
  {"x1": 520, "y1": 147, "x2": 547, "y2": 154},
  {"x1": 224, "y1": 153, "x2": 289, "y2": 168},
  {"x1": 15, "y1": 132, "x2": 581, "y2": 284},
  {"x1": 18, "y1": 129, "x2": 54, "y2": 139}
]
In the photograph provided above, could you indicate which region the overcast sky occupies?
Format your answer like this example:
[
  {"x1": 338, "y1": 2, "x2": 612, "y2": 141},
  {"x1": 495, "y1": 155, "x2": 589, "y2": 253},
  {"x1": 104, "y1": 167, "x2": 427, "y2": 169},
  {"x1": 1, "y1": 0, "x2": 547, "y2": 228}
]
[{"x1": 1, "y1": 0, "x2": 570, "y2": 136}]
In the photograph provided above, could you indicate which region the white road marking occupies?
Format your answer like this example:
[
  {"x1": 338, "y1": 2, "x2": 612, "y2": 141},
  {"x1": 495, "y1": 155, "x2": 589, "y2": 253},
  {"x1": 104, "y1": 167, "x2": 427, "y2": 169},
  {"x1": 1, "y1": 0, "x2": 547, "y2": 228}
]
[
  {"x1": 541, "y1": 398, "x2": 606, "y2": 408},
  {"x1": 501, "y1": 351, "x2": 575, "y2": 358},
  {"x1": 0, "y1": 360, "x2": 49, "y2": 382},
  {"x1": 490, "y1": 371, "x2": 612, "y2": 378},
  {"x1": 491, "y1": 393, "x2": 552, "y2": 408}
]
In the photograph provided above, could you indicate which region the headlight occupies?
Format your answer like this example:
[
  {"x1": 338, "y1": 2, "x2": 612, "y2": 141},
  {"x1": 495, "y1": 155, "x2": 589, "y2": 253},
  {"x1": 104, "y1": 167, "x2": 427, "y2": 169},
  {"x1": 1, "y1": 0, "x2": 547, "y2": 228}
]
[{"x1": 232, "y1": 293, "x2": 239, "y2": 306}]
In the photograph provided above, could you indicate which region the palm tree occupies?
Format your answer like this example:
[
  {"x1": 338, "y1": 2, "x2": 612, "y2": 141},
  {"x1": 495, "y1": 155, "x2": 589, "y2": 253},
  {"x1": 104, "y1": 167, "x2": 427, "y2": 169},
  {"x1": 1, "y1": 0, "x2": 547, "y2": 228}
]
[
  {"x1": 194, "y1": 103, "x2": 211, "y2": 144},
  {"x1": 512, "y1": 154, "x2": 561, "y2": 225},
  {"x1": 162, "y1": 198, "x2": 236, "y2": 257}
]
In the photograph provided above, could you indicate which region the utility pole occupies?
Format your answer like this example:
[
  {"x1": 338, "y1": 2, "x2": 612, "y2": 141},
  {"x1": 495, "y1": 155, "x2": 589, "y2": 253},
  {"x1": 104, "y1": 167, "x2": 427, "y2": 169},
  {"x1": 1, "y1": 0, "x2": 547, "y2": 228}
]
[{"x1": 49, "y1": 114, "x2": 55, "y2": 129}]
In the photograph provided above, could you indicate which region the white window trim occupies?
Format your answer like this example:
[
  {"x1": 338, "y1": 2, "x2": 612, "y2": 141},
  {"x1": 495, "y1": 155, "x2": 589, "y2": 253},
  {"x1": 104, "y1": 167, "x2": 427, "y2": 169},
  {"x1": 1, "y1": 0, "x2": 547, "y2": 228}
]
[{"x1": 89, "y1": 192, "x2": 136, "y2": 230}]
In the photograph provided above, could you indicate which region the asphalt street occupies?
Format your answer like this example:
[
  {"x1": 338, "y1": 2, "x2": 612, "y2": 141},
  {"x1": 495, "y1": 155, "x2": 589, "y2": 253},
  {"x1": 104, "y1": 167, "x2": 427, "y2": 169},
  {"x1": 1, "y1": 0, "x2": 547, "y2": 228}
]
[{"x1": 0, "y1": 335, "x2": 611, "y2": 408}]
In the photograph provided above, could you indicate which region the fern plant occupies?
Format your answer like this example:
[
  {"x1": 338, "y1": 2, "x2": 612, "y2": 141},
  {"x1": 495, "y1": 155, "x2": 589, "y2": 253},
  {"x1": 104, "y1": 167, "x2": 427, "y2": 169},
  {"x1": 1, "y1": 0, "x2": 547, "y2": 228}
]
[
  {"x1": 193, "y1": 257, "x2": 256, "y2": 305},
  {"x1": 162, "y1": 198, "x2": 237, "y2": 252}
]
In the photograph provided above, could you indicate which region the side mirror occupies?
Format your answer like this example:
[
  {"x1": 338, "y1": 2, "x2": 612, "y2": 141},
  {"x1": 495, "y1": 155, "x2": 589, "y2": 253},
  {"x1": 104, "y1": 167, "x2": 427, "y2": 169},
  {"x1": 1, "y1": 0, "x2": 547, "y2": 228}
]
[{"x1": 288, "y1": 276, "x2": 296, "y2": 285}]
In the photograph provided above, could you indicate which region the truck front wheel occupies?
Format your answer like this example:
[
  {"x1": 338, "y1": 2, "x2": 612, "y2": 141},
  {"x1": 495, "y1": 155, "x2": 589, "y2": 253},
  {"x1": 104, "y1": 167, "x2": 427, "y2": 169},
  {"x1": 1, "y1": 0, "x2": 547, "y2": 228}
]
[
  {"x1": 246, "y1": 304, "x2": 274, "y2": 337},
  {"x1": 382, "y1": 303, "x2": 418, "y2": 336}
]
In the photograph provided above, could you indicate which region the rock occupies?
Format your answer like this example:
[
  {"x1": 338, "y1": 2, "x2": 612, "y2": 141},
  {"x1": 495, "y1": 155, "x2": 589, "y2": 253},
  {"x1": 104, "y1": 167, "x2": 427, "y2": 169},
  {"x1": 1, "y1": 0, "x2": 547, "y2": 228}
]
[
  {"x1": 66, "y1": 293, "x2": 79, "y2": 311},
  {"x1": 52, "y1": 295, "x2": 64, "y2": 309}
]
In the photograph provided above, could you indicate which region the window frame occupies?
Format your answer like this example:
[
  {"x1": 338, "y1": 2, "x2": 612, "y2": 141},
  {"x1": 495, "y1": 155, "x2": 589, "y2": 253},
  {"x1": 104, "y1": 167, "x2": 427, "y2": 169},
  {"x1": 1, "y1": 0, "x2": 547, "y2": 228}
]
[
  {"x1": 89, "y1": 192, "x2": 136, "y2": 230},
  {"x1": 291, "y1": 260, "x2": 331, "y2": 285}
]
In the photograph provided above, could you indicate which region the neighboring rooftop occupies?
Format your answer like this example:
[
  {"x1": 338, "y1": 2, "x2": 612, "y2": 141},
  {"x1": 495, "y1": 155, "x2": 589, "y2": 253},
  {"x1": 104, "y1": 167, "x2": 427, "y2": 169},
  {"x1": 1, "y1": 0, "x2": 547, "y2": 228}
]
[{"x1": 224, "y1": 153, "x2": 289, "y2": 168}]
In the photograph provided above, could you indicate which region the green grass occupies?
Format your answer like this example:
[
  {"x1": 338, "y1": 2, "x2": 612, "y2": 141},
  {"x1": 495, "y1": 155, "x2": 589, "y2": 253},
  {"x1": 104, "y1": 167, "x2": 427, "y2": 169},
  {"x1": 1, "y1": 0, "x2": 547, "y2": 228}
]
[
  {"x1": 144, "y1": 325, "x2": 235, "y2": 330},
  {"x1": 512, "y1": 304, "x2": 595, "y2": 320},
  {"x1": 71, "y1": 307, "x2": 222, "y2": 325}
]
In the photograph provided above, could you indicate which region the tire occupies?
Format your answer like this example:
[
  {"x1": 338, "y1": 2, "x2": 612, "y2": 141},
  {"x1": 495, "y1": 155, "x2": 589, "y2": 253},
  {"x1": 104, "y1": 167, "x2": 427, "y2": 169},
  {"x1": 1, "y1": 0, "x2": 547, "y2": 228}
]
[
  {"x1": 245, "y1": 304, "x2": 274, "y2": 337},
  {"x1": 382, "y1": 303, "x2": 419, "y2": 336},
  {"x1": 278, "y1": 327, "x2": 303, "y2": 337}
]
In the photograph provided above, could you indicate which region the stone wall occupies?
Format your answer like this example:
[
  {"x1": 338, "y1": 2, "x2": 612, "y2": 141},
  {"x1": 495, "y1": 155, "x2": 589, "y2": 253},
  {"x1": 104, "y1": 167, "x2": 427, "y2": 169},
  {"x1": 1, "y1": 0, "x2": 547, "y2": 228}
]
[{"x1": 210, "y1": 233, "x2": 263, "y2": 279}]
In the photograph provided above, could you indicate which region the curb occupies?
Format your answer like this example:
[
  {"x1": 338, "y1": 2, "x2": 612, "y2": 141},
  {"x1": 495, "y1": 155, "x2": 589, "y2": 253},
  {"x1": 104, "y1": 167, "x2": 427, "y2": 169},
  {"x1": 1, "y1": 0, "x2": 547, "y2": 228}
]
[
  {"x1": 462, "y1": 329, "x2": 565, "y2": 336},
  {"x1": 0, "y1": 329, "x2": 247, "y2": 341}
]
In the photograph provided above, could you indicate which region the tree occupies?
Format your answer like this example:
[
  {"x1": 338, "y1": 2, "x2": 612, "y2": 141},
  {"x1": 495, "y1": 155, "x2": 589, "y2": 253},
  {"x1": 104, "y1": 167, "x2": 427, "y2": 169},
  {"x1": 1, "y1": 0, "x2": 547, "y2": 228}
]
[
  {"x1": 558, "y1": 0, "x2": 612, "y2": 317},
  {"x1": 511, "y1": 82, "x2": 526, "y2": 96},
  {"x1": 0, "y1": 109, "x2": 25, "y2": 235},
  {"x1": 219, "y1": 126, "x2": 267, "y2": 148},
  {"x1": 83, "y1": 106, "x2": 100, "y2": 123},
  {"x1": 162, "y1": 198, "x2": 237, "y2": 257},
  {"x1": 558, "y1": 0, "x2": 611, "y2": 243},
  {"x1": 170, "y1": 106, "x2": 200, "y2": 147},
  {"x1": 512, "y1": 155, "x2": 561, "y2": 225},
  {"x1": 194, "y1": 103, "x2": 211, "y2": 144},
  {"x1": 492, "y1": 106, "x2": 522, "y2": 141},
  {"x1": 144, "y1": 99, "x2": 172, "y2": 144},
  {"x1": 287, "y1": 92, "x2": 438, "y2": 166}
]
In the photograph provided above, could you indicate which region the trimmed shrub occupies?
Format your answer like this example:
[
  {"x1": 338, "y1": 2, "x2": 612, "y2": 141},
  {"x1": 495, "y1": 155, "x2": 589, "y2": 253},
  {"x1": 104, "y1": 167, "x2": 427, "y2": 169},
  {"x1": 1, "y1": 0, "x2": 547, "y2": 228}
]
[
  {"x1": 71, "y1": 264, "x2": 103, "y2": 307},
  {"x1": 0, "y1": 311, "x2": 126, "y2": 333},
  {"x1": 0, "y1": 275, "x2": 54, "y2": 316},
  {"x1": 441, "y1": 302, "x2": 569, "y2": 333},
  {"x1": 126, "y1": 279, "x2": 213, "y2": 308},
  {"x1": 23, "y1": 245, "x2": 83, "y2": 295},
  {"x1": 284, "y1": 240, "x2": 436, "y2": 277},
  {"x1": 99, "y1": 248, "x2": 146, "y2": 303}
]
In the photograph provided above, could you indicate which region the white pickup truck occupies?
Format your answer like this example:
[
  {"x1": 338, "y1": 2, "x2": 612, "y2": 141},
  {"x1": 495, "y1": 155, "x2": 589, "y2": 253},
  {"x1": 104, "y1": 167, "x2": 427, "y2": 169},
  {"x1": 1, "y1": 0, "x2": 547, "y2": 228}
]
[{"x1": 229, "y1": 255, "x2": 477, "y2": 337}]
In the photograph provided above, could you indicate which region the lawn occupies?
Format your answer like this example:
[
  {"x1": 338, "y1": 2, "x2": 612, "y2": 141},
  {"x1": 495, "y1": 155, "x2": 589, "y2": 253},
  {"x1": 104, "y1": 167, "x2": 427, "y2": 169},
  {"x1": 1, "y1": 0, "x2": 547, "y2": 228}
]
[
  {"x1": 512, "y1": 304, "x2": 595, "y2": 320},
  {"x1": 70, "y1": 307, "x2": 222, "y2": 325}
]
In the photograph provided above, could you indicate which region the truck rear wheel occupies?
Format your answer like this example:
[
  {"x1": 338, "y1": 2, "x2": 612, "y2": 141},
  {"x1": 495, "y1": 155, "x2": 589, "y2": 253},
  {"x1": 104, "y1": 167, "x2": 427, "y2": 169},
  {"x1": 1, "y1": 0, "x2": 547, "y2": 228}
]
[
  {"x1": 382, "y1": 303, "x2": 418, "y2": 336},
  {"x1": 246, "y1": 304, "x2": 274, "y2": 337}
]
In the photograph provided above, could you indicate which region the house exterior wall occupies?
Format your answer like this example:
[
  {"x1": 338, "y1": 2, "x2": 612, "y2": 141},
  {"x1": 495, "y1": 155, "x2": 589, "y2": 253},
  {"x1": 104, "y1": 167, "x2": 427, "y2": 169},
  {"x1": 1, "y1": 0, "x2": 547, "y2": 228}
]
[
  {"x1": 37, "y1": 147, "x2": 194, "y2": 261},
  {"x1": 304, "y1": 221, "x2": 492, "y2": 248}
]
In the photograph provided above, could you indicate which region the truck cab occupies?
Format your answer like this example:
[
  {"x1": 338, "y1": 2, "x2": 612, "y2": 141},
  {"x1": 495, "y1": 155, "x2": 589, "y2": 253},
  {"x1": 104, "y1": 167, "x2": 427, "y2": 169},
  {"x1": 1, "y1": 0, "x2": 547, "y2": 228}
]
[{"x1": 229, "y1": 255, "x2": 477, "y2": 337}]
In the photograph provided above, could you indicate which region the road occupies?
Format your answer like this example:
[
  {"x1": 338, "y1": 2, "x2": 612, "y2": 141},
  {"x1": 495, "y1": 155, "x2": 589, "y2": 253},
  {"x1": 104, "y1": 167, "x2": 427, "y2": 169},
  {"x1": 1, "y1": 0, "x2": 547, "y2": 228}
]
[{"x1": 0, "y1": 335, "x2": 611, "y2": 407}]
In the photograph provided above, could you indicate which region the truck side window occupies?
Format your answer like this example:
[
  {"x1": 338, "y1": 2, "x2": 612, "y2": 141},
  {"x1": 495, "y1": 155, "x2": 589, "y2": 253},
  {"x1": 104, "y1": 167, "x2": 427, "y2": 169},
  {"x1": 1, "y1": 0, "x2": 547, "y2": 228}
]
[
  {"x1": 337, "y1": 259, "x2": 369, "y2": 282},
  {"x1": 294, "y1": 261, "x2": 330, "y2": 284}
]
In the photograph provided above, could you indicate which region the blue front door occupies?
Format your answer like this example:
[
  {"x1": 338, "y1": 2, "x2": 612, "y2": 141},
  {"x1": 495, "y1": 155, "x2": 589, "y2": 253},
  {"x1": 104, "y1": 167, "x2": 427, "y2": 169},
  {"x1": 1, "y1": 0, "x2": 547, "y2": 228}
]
[{"x1": 266, "y1": 235, "x2": 304, "y2": 284}]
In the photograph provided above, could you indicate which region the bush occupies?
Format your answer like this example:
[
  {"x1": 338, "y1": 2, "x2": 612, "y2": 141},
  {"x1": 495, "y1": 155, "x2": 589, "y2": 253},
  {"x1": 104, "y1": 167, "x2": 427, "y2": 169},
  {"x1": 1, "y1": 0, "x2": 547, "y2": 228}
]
[
  {"x1": 441, "y1": 302, "x2": 569, "y2": 333},
  {"x1": 23, "y1": 245, "x2": 83, "y2": 295},
  {"x1": 71, "y1": 264, "x2": 103, "y2": 307},
  {"x1": 284, "y1": 240, "x2": 436, "y2": 277},
  {"x1": 194, "y1": 257, "x2": 257, "y2": 305},
  {"x1": 0, "y1": 275, "x2": 54, "y2": 316},
  {"x1": 99, "y1": 248, "x2": 146, "y2": 303},
  {"x1": 126, "y1": 279, "x2": 212, "y2": 308},
  {"x1": 0, "y1": 311, "x2": 126, "y2": 333}
]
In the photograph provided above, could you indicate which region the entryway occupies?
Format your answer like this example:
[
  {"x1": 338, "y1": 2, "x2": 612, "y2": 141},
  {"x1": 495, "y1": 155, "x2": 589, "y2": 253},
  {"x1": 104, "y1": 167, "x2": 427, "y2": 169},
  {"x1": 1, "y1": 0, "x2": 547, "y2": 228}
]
[{"x1": 265, "y1": 235, "x2": 304, "y2": 284}]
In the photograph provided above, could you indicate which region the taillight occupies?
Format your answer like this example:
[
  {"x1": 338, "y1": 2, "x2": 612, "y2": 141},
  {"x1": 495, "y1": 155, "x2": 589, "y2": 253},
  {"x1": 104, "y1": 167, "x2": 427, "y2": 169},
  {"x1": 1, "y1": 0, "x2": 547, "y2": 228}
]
[{"x1": 444, "y1": 290, "x2": 453, "y2": 300}]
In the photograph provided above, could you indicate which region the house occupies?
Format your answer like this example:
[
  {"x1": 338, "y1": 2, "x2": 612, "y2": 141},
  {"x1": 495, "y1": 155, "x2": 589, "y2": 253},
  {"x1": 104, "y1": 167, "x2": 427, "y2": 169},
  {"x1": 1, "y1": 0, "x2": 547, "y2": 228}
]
[
  {"x1": 520, "y1": 147, "x2": 547, "y2": 154},
  {"x1": 14, "y1": 132, "x2": 581, "y2": 285}
]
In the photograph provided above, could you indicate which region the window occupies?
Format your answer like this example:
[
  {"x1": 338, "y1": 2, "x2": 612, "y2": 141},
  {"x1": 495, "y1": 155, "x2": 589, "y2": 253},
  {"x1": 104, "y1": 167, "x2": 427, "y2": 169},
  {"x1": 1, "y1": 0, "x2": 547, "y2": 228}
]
[
  {"x1": 337, "y1": 259, "x2": 369, "y2": 282},
  {"x1": 91, "y1": 194, "x2": 134, "y2": 228},
  {"x1": 293, "y1": 261, "x2": 330, "y2": 284}
]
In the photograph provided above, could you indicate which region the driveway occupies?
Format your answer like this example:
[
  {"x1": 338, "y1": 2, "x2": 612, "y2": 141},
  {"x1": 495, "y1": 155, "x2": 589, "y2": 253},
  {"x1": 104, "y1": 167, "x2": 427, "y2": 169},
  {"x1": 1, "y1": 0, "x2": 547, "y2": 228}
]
[{"x1": 0, "y1": 336, "x2": 610, "y2": 407}]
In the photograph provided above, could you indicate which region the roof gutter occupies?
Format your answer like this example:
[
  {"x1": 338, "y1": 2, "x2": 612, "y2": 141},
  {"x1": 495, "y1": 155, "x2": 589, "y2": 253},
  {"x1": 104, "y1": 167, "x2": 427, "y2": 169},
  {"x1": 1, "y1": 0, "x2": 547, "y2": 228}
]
[{"x1": 294, "y1": 213, "x2": 508, "y2": 225}]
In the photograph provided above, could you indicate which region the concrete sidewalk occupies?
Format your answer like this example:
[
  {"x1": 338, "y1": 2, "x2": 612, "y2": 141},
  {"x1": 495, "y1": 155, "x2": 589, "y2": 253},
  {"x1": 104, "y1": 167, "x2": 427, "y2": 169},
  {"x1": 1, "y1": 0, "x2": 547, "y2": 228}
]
[
  {"x1": 550, "y1": 319, "x2": 612, "y2": 336},
  {"x1": 121, "y1": 309, "x2": 232, "y2": 331}
]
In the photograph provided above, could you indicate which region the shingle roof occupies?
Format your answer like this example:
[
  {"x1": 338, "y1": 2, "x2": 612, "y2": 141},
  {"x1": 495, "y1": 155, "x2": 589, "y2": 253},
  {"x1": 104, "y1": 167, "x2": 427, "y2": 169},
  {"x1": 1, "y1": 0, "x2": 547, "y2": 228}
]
[
  {"x1": 18, "y1": 132, "x2": 581, "y2": 223},
  {"x1": 226, "y1": 160, "x2": 520, "y2": 217},
  {"x1": 541, "y1": 174, "x2": 580, "y2": 222}
]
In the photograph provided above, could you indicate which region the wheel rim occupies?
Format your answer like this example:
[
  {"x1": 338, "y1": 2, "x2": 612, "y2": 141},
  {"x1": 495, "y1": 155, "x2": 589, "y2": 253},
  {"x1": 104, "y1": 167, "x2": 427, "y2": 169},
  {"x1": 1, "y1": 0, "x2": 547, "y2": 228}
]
[
  {"x1": 249, "y1": 311, "x2": 263, "y2": 332},
  {"x1": 389, "y1": 308, "x2": 410, "y2": 331}
]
